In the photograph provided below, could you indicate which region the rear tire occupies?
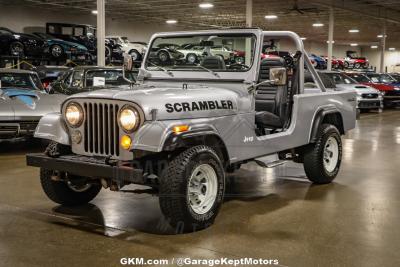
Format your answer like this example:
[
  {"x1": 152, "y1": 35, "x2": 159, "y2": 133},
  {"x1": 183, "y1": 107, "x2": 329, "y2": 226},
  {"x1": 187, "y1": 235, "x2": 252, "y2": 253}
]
[
  {"x1": 40, "y1": 169, "x2": 101, "y2": 206},
  {"x1": 9, "y1": 41, "x2": 24, "y2": 56},
  {"x1": 129, "y1": 49, "x2": 141, "y2": 61},
  {"x1": 159, "y1": 145, "x2": 225, "y2": 233},
  {"x1": 50, "y1": 44, "x2": 64, "y2": 58},
  {"x1": 303, "y1": 124, "x2": 342, "y2": 184}
]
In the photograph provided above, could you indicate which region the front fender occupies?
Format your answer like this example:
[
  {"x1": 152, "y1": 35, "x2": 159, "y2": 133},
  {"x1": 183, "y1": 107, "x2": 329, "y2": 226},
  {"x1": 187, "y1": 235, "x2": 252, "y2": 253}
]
[{"x1": 34, "y1": 112, "x2": 70, "y2": 145}]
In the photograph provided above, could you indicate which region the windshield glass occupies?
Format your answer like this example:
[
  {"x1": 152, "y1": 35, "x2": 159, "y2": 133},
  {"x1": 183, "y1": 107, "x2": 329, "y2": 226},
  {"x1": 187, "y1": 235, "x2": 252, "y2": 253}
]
[
  {"x1": 348, "y1": 73, "x2": 371, "y2": 83},
  {"x1": 368, "y1": 73, "x2": 395, "y2": 83},
  {"x1": 325, "y1": 73, "x2": 356, "y2": 84},
  {"x1": 145, "y1": 33, "x2": 256, "y2": 72},
  {"x1": 85, "y1": 70, "x2": 136, "y2": 87},
  {"x1": 0, "y1": 72, "x2": 43, "y2": 90}
]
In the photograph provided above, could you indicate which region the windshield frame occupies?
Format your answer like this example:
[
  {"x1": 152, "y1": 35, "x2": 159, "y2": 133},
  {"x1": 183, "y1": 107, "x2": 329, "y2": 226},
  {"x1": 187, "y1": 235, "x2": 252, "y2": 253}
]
[{"x1": 141, "y1": 30, "x2": 262, "y2": 82}]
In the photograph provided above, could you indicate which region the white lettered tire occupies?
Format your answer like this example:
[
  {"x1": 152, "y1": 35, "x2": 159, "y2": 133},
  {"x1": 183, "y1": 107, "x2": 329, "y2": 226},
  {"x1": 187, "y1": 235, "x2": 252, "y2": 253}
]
[
  {"x1": 303, "y1": 124, "x2": 342, "y2": 184},
  {"x1": 159, "y1": 145, "x2": 225, "y2": 233}
]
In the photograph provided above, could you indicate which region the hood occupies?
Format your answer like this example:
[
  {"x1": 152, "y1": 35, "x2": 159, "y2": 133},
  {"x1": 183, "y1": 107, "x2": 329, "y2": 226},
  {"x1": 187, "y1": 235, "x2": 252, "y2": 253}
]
[
  {"x1": 335, "y1": 84, "x2": 379, "y2": 95},
  {"x1": 67, "y1": 84, "x2": 242, "y2": 121},
  {"x1": 0, "y1": 88, "x2": 66, "y2": 119}
]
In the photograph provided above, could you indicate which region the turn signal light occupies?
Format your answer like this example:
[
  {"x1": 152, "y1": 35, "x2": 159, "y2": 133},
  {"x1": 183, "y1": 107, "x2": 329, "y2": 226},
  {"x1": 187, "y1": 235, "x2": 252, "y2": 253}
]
[
  {"x1": 120, "y1": 135, "x2": 132, "y2": 150},
  {"x1": 173, "y1": 125, "x2": 190, "y2": 133}
]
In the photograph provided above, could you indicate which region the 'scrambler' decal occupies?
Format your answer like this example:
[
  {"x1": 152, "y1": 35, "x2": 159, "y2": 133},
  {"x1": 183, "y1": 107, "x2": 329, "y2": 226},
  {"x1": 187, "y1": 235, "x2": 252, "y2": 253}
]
[{"x1": 165, "y1": 100, "x2": 234, "y2": 113}]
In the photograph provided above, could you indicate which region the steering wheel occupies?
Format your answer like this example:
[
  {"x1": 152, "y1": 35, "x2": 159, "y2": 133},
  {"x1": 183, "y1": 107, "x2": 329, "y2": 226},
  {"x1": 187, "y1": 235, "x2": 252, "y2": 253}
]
[{"x1": 228, "y1": 62, "x2": 250, "y2": 70}]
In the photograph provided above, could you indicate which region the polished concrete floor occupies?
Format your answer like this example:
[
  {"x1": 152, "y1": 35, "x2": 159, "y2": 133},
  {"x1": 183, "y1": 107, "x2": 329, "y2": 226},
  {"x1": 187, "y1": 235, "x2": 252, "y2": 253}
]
[{"x1": 0, "y1": 110, "x2": 400, "y2": 267}]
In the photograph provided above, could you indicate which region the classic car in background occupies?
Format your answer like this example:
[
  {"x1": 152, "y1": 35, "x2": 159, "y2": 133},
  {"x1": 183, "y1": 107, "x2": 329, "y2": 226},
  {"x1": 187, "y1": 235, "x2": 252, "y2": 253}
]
[
  {"x1": 148, "y1": 43, "x2": 185, "y2": 64},
  {"x1": 344, "y1": 51, "x2": 369, "y2": 69},
  {"x1": 0, "y1": 68, "x2": 65, "y2": 139},
  {"x1": 176, "y1": 43, "x2": 234, "y2": 64},
  {"x1": 35, "y1": 65, "x2": 72, "y2": 91},
  {"x1": 322, "y1": 56, "x2": 344, "y2": 69},
  {"x1": 346, "y1": 72, "x2": 400, "y2": 107},
  {"x1": 309, "y1": 54, "x2": 327, "y2": 69},
  {"x1": 106, "y1": 36, "x2": 147, "y2": 61},
  {"x1": 32, "y1": 32, "x2": 89, "y2": 60},
  {"x1": 0, "y1": 27, "x2": 47, "y2": 57},
  {"x1": 321, "y1": 70, "x2": 382, "y2": 112},
  {"x1": 46, "y1": 22, "x2": 122, "y2": 61},
  {"x1": 49, "y1": 66, "x2": 137, "y2": 95}
]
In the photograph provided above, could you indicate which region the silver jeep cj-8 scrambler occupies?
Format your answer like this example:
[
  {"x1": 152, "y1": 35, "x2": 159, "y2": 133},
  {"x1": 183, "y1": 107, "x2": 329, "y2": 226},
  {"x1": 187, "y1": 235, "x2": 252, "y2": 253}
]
[{"x1": 27, "y1": 29, "x2": 356, "y2": 232}]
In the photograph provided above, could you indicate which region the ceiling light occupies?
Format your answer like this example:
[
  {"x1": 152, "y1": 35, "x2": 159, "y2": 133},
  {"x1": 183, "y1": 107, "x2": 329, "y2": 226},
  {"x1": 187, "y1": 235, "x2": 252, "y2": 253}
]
[
  {"x1": 371, "y1": 45, "x2": 378, "y2": 49},
  {"x1": 389, "y1": 47, "x2": 396, "y2": 51},
  {"x1": 265, "y1": 15, "x2": 278, "y2": 19},
  {"x1": 326, "y1": 40, "x2": 335, "y2": 44},
  {"x1": 166, "y1": 19, "x2": 177, "y2": 24},
  {"x1": 349, "y1": 29, "x2": 359, "y2": 33},
  {"x1": 301, "y1": 37, "x2": 307, "y2": 40},
  {"x1": 199, "y1": 3, "x2": 214, "y2": 9},
  {"x1": 91, "y1": 10, "x2": 98, "y2": 15},
  {"x1": 350, "y1": 43, "x2": 358, "y2": 46},
  {"x1": 377, "y1": 35, "x2": 383, "y2": 38},
  {"x1": 313, "y1": 23, "x2": 324, "y2": 27}
]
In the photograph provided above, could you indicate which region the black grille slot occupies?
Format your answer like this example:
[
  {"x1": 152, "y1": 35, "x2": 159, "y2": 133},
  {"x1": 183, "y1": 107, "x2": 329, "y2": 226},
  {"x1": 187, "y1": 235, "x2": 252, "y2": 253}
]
[{"x1": 83, "y1": 102, "x2": 120, "y2": 157}]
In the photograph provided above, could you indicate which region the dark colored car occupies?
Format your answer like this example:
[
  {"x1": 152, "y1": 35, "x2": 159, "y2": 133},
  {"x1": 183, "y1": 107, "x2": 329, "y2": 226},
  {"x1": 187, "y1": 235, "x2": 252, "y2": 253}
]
[
  {"x1": 32, "y1": 32, "x2": 89, "y2": 60},
  {"x1": 389, "y1": 73, "x2": 400, "y2": 82},
  {"x1": 0, "y1": 27, "x2": 47, "y2": 57},
  {"x1": 35, "y1": 65, "x2": 72, "y2": 92},
  {"x1": 148, "y1": 43, "x2": 185, "y2": 65},
  {"x1": 309, "y1": 54, "x2": 327, "y2": 70},
  {"x1": 46, "y1": 22, "x2": 117, "y2": 60},
  {"x1": 346, "y1": 72, "x2": 400, "y2": 107},
  {"x1": 50, "y1": 66, "x2": 137, "y2": 95}
]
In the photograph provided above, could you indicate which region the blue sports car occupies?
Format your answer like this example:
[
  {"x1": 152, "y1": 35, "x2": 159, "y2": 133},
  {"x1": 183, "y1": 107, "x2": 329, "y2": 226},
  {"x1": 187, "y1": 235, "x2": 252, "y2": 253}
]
[
  {"x1": 33, "y1": 32, "x2": 89, "y2": 60},
  {"x1": 310, "y1": 54, "x2": 327, "y2": 70}
]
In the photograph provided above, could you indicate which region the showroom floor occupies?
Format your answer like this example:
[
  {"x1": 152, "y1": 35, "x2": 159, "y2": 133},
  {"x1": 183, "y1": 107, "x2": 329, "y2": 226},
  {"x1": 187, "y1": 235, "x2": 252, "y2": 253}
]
[{"x1": 0, "y1": 110, "x2": 399, "y2": 267}]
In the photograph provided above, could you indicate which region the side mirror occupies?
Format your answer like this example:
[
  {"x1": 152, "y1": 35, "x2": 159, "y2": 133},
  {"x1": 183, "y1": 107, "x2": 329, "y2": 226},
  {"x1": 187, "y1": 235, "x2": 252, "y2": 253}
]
[
  {"x1": 269, "y1": 67, "x2": 287, "y2": 86},
  {"x1": 123, "y1": 53, "x2": 133, "y2": 71},
  {"x1": 247, "y1": 67, "x2": 287, "y2": 93}
]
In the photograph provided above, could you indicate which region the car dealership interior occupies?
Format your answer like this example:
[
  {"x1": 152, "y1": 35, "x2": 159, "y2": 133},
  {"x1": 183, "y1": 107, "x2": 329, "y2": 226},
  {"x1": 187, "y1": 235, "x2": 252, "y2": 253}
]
[{"x1": 1, "y1": 0, "x2": 400, "y2": 266}]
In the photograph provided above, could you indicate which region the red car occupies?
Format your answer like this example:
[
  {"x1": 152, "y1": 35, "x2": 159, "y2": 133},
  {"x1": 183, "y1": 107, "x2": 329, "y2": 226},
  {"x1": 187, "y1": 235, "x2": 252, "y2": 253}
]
[
  {"x1": 346, "y1": 72, "x2": 400, "y2": 107},
  {"x1": 322, "y1": 56, "x2": 344, "y2": 69},
  {"x1": 344, "y1": 51, "x2": 369, "y2": 69}
]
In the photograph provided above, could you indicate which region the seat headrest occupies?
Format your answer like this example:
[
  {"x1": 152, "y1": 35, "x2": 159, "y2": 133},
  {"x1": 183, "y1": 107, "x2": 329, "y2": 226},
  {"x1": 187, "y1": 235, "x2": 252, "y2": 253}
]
[
  {"x1": 260, "y1": 57, "x2": 286, "y2": 68},
  {"x1": 200, "y1": 56, "x2": 226, "y2": 70}
]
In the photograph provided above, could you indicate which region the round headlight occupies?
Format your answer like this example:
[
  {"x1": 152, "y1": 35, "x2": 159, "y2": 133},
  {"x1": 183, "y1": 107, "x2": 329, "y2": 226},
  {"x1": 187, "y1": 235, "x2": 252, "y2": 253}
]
[
  {"x1": 118, "y1": 106, "x2": 139, "y2": 133},
  {"x1": 65, "y1": 103, "x2": 83, "y2": 127}
]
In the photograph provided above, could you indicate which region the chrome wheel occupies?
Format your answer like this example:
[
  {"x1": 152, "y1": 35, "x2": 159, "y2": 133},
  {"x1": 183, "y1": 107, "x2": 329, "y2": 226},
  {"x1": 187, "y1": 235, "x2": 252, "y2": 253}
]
[
  {"x1": 51, "y1": 45, "x2": 63, "y2": 57},
  {"x1": 10, "y1": 42, "x2": 24, "y2": 56},
  {"x1": 323, "y1": 136, "x2": 339, "y2": 173},
  {"x1": 188, "y1": 164, "x2": 218, "y2": 215},
  {"x1": 187, "y1": 54, "x2": 196, "y2": 64},
  {"x1": 158, "y1": 51, "x2": 169, "y2": 62},
  {"x1": 129, "y1": 50, "x2": 139, "y2": 61}
]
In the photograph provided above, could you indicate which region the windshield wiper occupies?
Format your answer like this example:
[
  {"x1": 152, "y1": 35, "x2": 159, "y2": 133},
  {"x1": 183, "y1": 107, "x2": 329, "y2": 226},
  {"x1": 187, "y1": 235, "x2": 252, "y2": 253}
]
[
  {"x1": 195, "y1": 64, "x2": 220, "y2": 78},
  {"x1": 147, "y1": 61, "x2": 174, "y2": 77}
]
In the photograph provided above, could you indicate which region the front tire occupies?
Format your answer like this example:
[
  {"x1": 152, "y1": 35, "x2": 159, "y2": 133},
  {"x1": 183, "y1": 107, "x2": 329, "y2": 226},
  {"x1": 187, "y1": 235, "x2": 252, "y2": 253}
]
[
  {"x1": 159, "y1": 145, "x2": 225, "y2": 233},
  {"x1": 303, "y1": 124, "x2": 342, "y2": 184},
  {"x1": 40, "y1": 169, "x2": 101, "y2": 206},
  {"x1": 50, "y1": 44, "x2": 64, "y2": 58}
]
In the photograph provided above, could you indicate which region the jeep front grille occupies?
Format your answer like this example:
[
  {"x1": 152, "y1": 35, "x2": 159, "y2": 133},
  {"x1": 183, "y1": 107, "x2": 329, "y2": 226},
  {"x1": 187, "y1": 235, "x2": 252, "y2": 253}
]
[{"x1": 83, "y1": 102, "x2": 120, "y2": 157}]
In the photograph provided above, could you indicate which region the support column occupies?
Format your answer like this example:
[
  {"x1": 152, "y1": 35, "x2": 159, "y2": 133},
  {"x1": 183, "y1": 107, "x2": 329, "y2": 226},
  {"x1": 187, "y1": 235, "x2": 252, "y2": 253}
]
[
  {"x1": 246, "y1": 0, "x2": 253, "y2": 27},
  {"x1": 97, "y1": 0, "x2": 105, "y2": 67},
  {"x1": 327, "y1": 7, "x2": 334, "y2": 71},
  {"x1": 380, "y1": 23, "x2": 386, "y2": 73},
  {"x1": 245, "y1": 0, "x2": 253, "y2": 66}
]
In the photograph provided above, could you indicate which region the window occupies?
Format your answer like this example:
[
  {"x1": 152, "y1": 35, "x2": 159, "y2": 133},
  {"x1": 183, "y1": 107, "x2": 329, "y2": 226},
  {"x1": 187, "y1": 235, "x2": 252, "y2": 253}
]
[
  {"x1": 85, "y1": 69, "x2": 135, "y2": 87},
  {"x1": 146, "y1": 33, "x2": 256, "y2": 72},
  {"x1": 0, "y1": 73, "x2": 43, "y2": 90},
  {"x1": 61, "y1": 26, "x2": 73, "y2": 35},
  {"x1": 74, "y1": 27, "x2": 84, "y2": 37}
]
